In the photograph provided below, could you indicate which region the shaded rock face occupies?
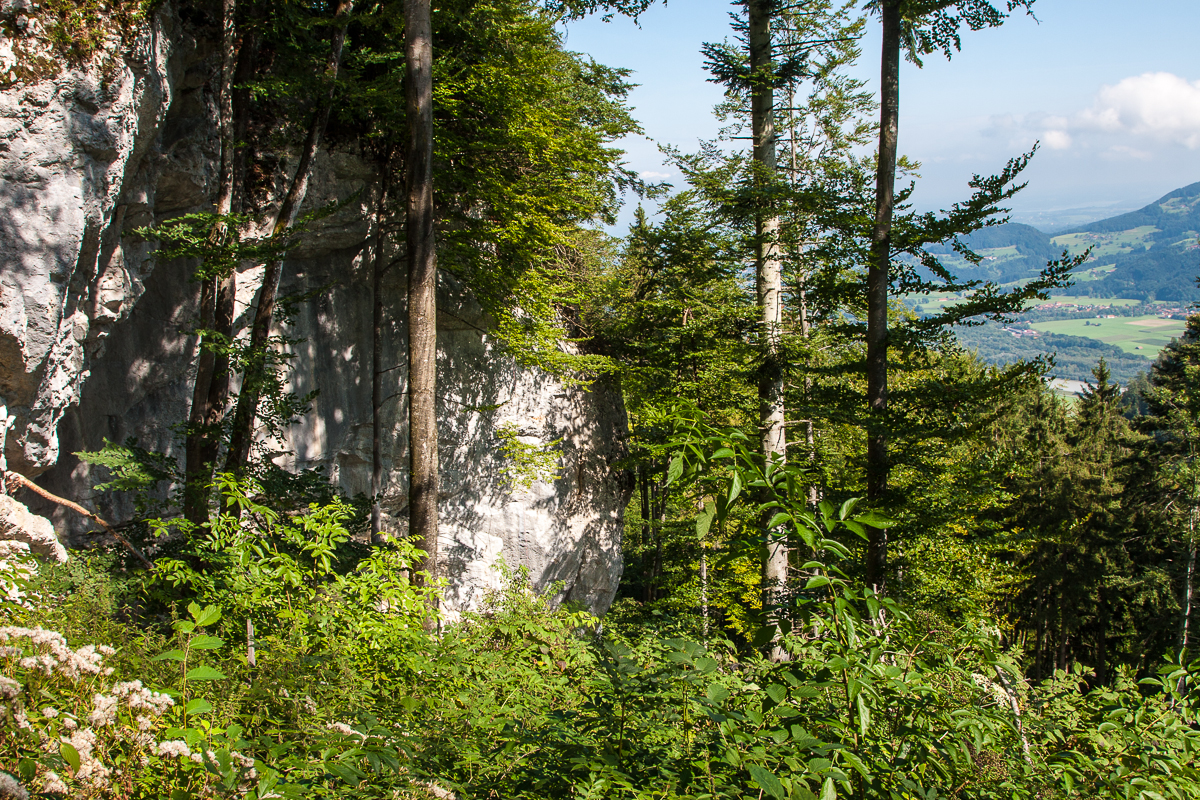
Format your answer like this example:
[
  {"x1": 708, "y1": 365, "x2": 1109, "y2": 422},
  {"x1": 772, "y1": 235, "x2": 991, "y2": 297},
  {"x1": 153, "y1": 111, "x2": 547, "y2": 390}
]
[{"x1": 1, "y1": 5, "x2": 629, "y2": 614}]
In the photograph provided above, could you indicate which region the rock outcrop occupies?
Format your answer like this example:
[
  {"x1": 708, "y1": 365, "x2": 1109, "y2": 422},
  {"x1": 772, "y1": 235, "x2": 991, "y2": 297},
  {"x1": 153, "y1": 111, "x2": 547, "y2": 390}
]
[
  {"x1": 0, "y1": 4, "x2": 629, "y2": 613},
  {"x1": 0, "y1": 494, "x2": 66, "y2": 563}
]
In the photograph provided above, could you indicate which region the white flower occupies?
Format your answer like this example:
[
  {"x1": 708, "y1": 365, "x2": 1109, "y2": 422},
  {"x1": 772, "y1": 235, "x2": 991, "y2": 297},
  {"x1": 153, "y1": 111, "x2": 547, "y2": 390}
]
[
  {"x1": 41, "y1": 771, "x2": 67, "y2": 795},
  {"x1": 89, "y1": 693, "x2": 117, "y2": 727},
  {"x1": 328, "y1": 721, "x2": 362, "y2": 739},
  {"x1": 155, "y1": 740, "x2": 192, "y2": 759},
  {"x1": 41, "y1": 706, "x2": 58, "y2": 719},
  {"x1": 0, "y1": 771, "x2": 28, "y2": 800},
  {"x1": 62, "y1": 717, "x2": 77, "y2": 731},
  {"x1": 0, "y1": 676, "x2": 20, "y2": 700}
]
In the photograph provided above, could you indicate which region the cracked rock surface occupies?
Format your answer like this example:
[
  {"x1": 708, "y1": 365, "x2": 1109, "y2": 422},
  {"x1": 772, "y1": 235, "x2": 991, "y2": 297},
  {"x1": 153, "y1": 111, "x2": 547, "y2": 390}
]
[{"x1": 0, "y1": 3, "x2": 629, "y2": 615}]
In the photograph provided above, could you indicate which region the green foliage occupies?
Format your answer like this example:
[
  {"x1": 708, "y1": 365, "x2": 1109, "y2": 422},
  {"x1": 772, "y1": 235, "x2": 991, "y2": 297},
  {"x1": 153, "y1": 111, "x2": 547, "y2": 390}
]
[
  {"x1": 76, "y1": 437, "x2": 178, "y2": 494},
  {"x1": 0, "y1": 0, "x2": 149, "y2": 85},
  {"x1": 495, "y1": 423, "x2": 562, "y2": 492}
]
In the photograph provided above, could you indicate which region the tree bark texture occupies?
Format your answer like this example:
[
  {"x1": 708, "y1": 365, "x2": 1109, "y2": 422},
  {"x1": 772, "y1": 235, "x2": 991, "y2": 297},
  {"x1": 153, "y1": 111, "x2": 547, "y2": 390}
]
[
  {"x1": 370, "y1": 176, "x2": 392, "y2": 544},
  {"x1": 865, "y1": 0, "x2": 900, "y2": 593},
  {"x1": 748, "y1": 0, "x2": 788, "y2": 638},
  {"x1": 223, "y1": 0, "x2": 354, "y2": 474},
  {"x1": 184, "y1": 0, "x2": 238, "y2": 527},
  {"x1": 405, "y1": 0, "x2": 439, "y2": 579}
]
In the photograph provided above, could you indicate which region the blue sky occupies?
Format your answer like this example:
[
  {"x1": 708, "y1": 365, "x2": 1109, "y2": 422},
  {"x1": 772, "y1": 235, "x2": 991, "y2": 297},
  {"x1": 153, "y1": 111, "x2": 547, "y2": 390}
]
[{"x1": 562, "y1": 0, "x2": 1200, "y2": 232}]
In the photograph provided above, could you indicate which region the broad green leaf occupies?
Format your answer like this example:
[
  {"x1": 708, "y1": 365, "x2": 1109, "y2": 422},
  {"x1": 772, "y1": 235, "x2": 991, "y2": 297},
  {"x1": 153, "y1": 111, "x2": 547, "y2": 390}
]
[
  {"x1": 805, "y1": 576, "x2": 831, "y2": 590},
  {"x1": 194, "y1": 605, "x2": 222, "y2": 628},
  {"x1": 696, "y1": 505, "x2": 714, "y2": 539},
  {"x1": 821, "y1": 776, "x2": 837, "y2": 800},
  {"x1": 712, "y1": 447, "x2": 735, "y2": 459},
  {"x1": 856, "y1": 694, "x2": 871, "y2": 735},
  {"x1": 695, "y1": 656, "x2": 718, "y2": 673},
  {"x1": 152, "y1": 649, "x2": 187, "y2": 662},
  {"x1": 728, "y1": 471, "x2": 742, "y2": 504},
  {"x1": 185, "y1": 698, "x2": 213, "y2": 715},
  {"x1": 326, "y1": 762, "x2": 365, "y2": 785},
  {"x1": 189, "y1": 635, "x2": 225, "y2": 650},
  {"x1": 751, "y1": 625, "x2": 777, "y2": 649},
  {"x1": 706, "y1": 684, "x2": 730, "y2": 704},
  {"x1": 766, "y1": 683, "x2": 787, "y2": 703},
  {"x1": 838, "y1": 498, "x2": 858, "y2": 520},
  {"x1": 61, "y1": 742, "x2": 81, "y2": 772},
  {"x1": 747, "y1": 765, "x2": 786, "y2": 799},
  {"x1": 175, "y1": 620, "x2": 195, "y2": 634},
  {"x1": 185, "y1": 665, "x2": 227, "y2": 681},
  {"x1": 853, "y1": 510, "x2": 896, "y2": 529},
  {"x1": 842, "y1": 520, "x2": 867, "y2": 539},
  {"x1": 766, "y1": 512, "x2": 790, "y2": 529},
  {"x1": 666, "y1": 454, "x2": 683, "y2": 486}
]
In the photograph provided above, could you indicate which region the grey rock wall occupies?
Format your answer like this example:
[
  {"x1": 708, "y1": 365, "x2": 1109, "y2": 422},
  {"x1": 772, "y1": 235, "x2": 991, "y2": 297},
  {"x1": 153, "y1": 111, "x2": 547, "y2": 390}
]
[{"x1": 0, "y1": 4, "x2": 629, "y2": 615}]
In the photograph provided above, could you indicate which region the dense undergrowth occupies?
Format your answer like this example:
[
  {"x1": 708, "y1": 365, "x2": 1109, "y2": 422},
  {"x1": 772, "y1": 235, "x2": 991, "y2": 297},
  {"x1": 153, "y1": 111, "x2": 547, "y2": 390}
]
[{"x1": 4, "y1": 458, "x2": 1200, "y2": 799}]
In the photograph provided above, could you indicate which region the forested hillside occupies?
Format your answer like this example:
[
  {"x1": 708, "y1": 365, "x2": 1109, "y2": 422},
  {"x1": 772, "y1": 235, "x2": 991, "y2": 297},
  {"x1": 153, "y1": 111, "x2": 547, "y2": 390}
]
[
  {"x1": 5, "y1": 1, "x2": 1200, "y2": 799},
  {"x1": 928, "y1": 182, "x2": 1200, "y2": 298}
]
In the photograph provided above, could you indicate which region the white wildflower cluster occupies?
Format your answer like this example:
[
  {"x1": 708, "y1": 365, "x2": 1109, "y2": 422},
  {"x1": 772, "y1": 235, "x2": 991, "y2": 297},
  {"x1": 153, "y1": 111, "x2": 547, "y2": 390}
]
[
  {"x1": 40, "y1": 771, "x2": 67, "y2": 796},
  {"x1": 0, "y1": 626, "x2": 183, "y2": 798},
  {"x1": 62, "y1": 727, "x2": 116, "y2": 790},
  {"x1": 156, "y1": 739, "x2": 192, "y2": 759},
  {"x1": 0, "y1": 626, "x2": 110, "y2": 680},
  {"x1": 89, "y1": 680, "x2": 174, "y2": 727},
  {"x1": 0, "y1": 771, "x2": 29, "y2": 800},
  {"x1": 328, "y1": 721, "x2": 366, "y2": 741}
]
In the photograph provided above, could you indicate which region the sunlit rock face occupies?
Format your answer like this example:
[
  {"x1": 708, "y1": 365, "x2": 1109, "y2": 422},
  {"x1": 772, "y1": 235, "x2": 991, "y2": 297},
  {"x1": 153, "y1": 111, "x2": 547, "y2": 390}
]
[{"x1": 0, "y1": 3, "x2": 629, "y2": 615}]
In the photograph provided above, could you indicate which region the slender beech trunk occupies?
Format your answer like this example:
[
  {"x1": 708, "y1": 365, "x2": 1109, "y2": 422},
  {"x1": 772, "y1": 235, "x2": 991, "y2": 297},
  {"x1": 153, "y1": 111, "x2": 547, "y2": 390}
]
[
  {"x1": 865, "y1": 0, "x2": 901, "y2": 593},
  {"x1": 1181, "y1": 496, "x2": 1197, "y2": 674},
  {"x1": 184, "y1": 0, "x2": 238, "y2": 527},
  {"x1": 405, "y1": 0, "x2": 439, "y2": 581},
  {"x1": 641, "y1": 468, "x2": 653, "y2": 603},
  {"x1": 224, "y1": 0, "x2": 354, "y2": 474},
  {"x1": 202, "y1": 4, "x2": 263, "y2": 475},
  {"x1": 748, "y1": 0, "x2": 788, "y2": 646},
  {"x1": 654, "y1": 484, "x2": 666, "y2": 601},
  {"x1": 182, "y1": 0, "x2": 243, "y2": 525},
  {"x1": 370, "y1": 180, "x2": 390, "y2": 544},
  {"x1": 700, "y1": 545, "x2": 709, "y2": 638}
]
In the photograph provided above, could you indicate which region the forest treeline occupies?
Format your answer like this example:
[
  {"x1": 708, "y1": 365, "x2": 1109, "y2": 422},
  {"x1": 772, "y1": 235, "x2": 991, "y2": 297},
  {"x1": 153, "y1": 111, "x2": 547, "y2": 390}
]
[{"x1": 5, "y1": 0, "x2": 1200, "y2": 798}]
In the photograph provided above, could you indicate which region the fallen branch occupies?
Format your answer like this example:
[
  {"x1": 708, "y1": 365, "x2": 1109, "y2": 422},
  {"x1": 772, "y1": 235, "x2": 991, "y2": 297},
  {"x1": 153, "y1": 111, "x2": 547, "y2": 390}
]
[{"x1": 3, "y1": 472, "x2": 155, "y2": 570}]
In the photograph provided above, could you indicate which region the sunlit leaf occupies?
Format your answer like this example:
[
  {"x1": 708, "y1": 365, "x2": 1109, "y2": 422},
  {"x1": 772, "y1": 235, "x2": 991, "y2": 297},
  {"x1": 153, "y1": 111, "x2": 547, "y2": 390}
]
[{"x1": 185, "y1": 665, "x2": 227, "y2": 681}]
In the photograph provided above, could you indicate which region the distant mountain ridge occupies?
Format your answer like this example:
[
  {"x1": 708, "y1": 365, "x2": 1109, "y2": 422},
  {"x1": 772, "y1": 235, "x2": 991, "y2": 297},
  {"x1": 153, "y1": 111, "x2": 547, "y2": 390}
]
[{"x1": 933, "y1": 181, "x2": 1200, "y2": 299}]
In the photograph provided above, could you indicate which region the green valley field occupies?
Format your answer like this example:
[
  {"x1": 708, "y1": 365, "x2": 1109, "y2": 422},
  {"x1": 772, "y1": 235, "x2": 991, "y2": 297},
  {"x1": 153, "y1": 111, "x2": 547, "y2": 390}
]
[{"x1": 1030, "y1": 314, "x2": 1186, "y2": 357}]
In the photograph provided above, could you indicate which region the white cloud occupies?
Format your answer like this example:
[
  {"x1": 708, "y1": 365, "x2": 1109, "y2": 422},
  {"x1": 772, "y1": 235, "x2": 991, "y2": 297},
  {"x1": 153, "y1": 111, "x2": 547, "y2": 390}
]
[
  {"x1": 1077, "y1": 72, "x2": 1200, "y2": 148},
  {"x1": 979, "y1": 72, "x2": 1200, "y2": 156},
  {"x1": 1043, "y1": 129, "x2": 1071, "y2": 150},
  {"x1": 638, "y1": 170, "x2": 672, "y2": 179}
]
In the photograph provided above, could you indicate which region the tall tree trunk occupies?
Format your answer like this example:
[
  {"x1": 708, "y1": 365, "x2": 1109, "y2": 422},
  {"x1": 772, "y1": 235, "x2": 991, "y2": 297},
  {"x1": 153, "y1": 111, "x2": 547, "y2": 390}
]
[
  {"x1": 1181, "y1": 501, "x2": 1197, "y2": 665},
  {"x1": 865, "y1": 0, "x2": 900, "y2": 593},
  {"x1": 641, "y1": 467, "x2": 653, "y2": 604},
  {"x1": 748, "y1": 0, "x2": 787, "y2": 650},
  {"x1": 224, "y1": 0, "x2": 354, "y2": 474},
  {"x1": 405, "y1": 0, "x2": 439, "y2": 581},
  {"x1": 184, "y1": 0, "x2": 238, "y2": 527},
  {"x1": 370, "y1": 175, "x2": 392, "y2": 544}
]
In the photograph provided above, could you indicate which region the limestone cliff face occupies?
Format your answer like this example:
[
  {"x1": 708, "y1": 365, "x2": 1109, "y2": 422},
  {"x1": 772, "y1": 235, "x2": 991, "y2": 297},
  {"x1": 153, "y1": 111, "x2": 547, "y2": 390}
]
[{"x1": 0, "y1": 3, "x2": 629, "y2": 614}]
